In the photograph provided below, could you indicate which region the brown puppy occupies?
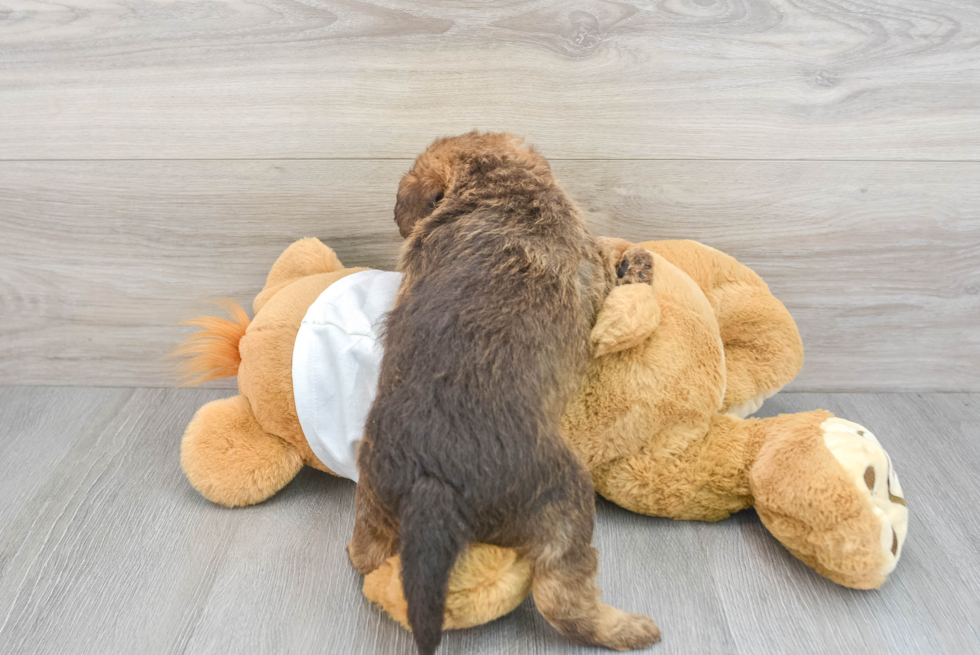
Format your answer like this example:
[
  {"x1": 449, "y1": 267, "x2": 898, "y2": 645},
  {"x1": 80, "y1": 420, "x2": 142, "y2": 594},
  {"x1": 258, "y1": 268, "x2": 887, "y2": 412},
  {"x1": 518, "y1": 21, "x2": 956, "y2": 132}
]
[{"x1": 348, "y1": 132, "x2": 659, "y2": 654}]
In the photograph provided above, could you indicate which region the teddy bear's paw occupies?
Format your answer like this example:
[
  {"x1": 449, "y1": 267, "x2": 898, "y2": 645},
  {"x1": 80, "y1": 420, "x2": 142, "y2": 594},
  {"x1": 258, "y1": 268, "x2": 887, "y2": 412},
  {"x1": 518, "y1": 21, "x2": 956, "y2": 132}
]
[
  {"x1": 615, "y1": 246, "x2": 654, "y2": 286},
  {"x1": 822, "y1": 417, "x2": 908, "y2": 576}
]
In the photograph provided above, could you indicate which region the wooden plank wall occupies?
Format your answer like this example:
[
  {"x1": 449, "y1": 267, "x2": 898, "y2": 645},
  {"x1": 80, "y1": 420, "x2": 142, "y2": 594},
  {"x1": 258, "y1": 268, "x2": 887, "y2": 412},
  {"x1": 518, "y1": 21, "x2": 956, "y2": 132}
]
[{"x1": 1, "y1": 0, "x2": 978, "y2": 390}]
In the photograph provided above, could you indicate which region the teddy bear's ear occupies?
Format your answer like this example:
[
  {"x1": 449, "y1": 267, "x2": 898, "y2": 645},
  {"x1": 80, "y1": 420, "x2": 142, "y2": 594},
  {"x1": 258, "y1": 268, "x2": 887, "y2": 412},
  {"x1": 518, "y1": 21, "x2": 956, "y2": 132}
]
[{"x1": 394, "y1": 171, "x2": 446, "y2": 238}]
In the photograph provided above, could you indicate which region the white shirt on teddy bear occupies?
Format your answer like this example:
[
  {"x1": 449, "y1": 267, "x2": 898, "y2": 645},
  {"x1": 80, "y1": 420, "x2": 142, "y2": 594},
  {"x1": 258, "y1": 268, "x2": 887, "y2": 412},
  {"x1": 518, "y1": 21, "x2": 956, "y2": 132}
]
[{"x1": 292, "y1": 269, "x2": 403, "y2": 481}]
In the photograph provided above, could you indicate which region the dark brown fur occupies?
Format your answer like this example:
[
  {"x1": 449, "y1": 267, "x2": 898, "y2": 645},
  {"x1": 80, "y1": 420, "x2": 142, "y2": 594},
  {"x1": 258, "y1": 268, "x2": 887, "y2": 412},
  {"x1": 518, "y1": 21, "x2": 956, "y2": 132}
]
[{"x1": 348, "y1": 132, "x2": 659, "y2": 654}]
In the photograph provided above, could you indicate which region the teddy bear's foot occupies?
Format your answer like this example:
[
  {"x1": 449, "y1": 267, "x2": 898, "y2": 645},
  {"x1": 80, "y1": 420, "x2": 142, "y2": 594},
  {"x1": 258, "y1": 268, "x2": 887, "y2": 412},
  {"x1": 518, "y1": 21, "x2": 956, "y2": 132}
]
[
  {"x1": 181, "y1": 395, "x2": 303, "y2": 507},
  {"x1": 820, "y1": 417, "x2": 908, "y2": 574},
  {"x1": 751, "y1": 411, "x2": 909, "y2": 589}
]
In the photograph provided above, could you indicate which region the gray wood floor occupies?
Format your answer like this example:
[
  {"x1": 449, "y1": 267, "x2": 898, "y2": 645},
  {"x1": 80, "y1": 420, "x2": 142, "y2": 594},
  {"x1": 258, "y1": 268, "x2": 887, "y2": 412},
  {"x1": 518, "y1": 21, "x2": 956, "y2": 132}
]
[{"x1": 0, "y1": 386, "x2": 977, "y2": 654}]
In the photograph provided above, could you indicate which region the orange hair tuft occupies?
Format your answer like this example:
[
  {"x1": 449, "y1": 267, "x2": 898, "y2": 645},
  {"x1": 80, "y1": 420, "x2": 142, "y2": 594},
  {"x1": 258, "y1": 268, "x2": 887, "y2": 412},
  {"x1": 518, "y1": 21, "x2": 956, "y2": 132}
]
[{"x1": 173, "y1": 299, "x2": 251, "y2": 386}]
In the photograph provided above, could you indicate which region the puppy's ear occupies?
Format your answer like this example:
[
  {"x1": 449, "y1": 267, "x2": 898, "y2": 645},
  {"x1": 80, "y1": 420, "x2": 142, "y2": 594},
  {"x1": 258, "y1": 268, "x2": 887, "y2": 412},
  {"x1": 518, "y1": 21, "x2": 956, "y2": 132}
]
[{"x1": 394, "y1": 173, "x2": 445, "y2": 239}]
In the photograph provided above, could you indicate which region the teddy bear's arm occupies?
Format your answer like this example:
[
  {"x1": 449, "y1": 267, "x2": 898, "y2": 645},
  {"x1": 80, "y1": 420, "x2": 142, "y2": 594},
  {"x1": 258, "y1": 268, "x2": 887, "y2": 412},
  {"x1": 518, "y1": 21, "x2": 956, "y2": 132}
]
[{"x1": 591, "y1": 284, "x2": 660, "y2": 357}]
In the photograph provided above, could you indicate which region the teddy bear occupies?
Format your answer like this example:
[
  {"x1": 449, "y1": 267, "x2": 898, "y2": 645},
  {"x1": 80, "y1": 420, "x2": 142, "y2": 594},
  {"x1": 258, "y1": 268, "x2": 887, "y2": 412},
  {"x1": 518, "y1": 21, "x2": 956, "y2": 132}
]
[{"x1": 176, "y1": 236, "x2": 908, "y2": 632}]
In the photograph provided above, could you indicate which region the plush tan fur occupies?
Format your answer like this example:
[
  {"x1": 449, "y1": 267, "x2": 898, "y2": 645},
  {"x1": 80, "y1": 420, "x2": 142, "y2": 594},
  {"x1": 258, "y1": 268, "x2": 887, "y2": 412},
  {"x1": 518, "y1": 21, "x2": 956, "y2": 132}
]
[
  {"x1": 181, "y1": 394, "x2": 304, "y2": 507},
  {"x1": 642, "y1": 240, "x2": 804, "y2": 415},
  {"x1": 750, "y1": 413, "x2": 891, "y2": 589},
  {"x1": 177, "y1": 236, "x2": 907, "y2": 631},
  {"x1": 179, "y1": 239, "x2": 362, "y2": 509},
  {"x1": 363, "y1": 542, "x2": 532, "y2": 631}
]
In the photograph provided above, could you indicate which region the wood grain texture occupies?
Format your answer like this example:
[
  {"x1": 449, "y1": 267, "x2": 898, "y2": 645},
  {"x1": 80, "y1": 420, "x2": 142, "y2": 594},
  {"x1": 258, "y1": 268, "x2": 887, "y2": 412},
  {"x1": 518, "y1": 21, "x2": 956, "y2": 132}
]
[
  {"x1": 0, "y1": 387, "x2": 241, "y2": 655},
  {"x1": 1, "y1": 159, "x2": 977, "y2": 390},
  {"x1": 1, "y1": 0, "x2": 979, "y2": 160},
  {"x1": 0, "y1": 387, "x2": 977, "y2": 654}
]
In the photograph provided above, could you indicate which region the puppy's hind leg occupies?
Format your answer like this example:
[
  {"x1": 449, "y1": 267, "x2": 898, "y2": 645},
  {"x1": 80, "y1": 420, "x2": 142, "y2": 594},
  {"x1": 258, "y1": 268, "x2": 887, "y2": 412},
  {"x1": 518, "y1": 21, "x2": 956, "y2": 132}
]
[
  {"x1": 528, "y1": 482, "x2": 661, "y2": 651},
  {"x1": 348, "y1": 481, "x2": 399, "y2": 575}
]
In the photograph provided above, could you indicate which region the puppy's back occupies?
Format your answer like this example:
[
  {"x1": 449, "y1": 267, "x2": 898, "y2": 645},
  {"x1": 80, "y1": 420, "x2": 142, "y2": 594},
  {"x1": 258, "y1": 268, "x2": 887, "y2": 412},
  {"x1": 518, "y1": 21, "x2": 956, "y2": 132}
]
[
  {"x1": 369, "y1": 199, "x2": 598, "y2": 485},
  {"x1": 365, "y1": 190, "x2": 600, "y2": 655}
]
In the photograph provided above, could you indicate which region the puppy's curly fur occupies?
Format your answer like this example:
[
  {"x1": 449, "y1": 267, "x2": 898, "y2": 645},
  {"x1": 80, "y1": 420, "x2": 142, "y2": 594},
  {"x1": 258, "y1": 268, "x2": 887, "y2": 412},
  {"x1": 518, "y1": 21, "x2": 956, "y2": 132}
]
[{"x1": 349, "y1": 132, "x2": 659, "y2": 655}]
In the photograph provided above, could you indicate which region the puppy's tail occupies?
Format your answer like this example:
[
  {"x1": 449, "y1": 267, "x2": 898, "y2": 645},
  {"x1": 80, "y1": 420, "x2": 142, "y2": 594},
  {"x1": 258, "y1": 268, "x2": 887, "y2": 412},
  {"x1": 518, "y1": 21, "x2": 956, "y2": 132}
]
[
  {"x1": 399, "y1": 476, "x2": 467, "y2": 655},
  {"x1": 172, "y1": 300, "x2": 251, "y2": 386}
]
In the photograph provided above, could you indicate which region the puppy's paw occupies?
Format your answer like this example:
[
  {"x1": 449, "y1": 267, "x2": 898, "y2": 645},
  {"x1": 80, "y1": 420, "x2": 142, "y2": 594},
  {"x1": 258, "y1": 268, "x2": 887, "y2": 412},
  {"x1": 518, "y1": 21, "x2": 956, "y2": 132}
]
[
  {"x1": 593, "y1": 606, "x2": 661, "y2": 651},
  {"x1": 615, "y1": 246, "x2": 654, "y2": 286}
]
